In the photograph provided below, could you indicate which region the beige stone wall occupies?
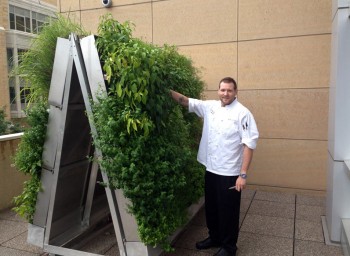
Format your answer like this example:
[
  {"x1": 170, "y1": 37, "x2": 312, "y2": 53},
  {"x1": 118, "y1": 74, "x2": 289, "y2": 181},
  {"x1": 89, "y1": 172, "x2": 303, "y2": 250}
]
[
  {"x1": 0, "y1": 43, "x2": 10, "y2": 119},
  {"x1": 0, "y1": 136, "x2": 28, "y2": 210},
  {"x1": 44, "y1": 0, "x2": 57, "y2": 6},
  {"x1": 0, "y1": 0, "x2": 9, "y2": 29},
  {"x1": 0, "y1": 0, "x2": 10, "y2": 118},
  {"x1": 0, "y1": 30, "x2": 10, "y2": 117},
  {"x1": 59, "y1": 0, "x2": 332, "y2": 192}
]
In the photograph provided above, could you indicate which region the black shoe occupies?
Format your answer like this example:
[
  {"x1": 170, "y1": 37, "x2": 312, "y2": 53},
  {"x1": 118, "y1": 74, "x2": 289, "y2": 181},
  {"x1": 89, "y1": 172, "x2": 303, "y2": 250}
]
[
  {"x1": 213, "y1": 247, "x2": 236, "y2": 256},
  {"x1": 195, "y1": 237, "x2": 220, "y2": 250}
]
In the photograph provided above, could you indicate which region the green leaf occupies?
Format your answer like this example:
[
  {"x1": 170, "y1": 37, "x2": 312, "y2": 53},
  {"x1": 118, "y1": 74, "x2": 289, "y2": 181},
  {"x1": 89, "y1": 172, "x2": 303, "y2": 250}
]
[
  {"x1": 126, "y1": 118, "x2": 132, "y2": 134},
  {"x1": 116, "y1": 82, "x2": 123, "y2": 97},
  {"x1": 132, "y1": 121, "x2": 137, "y2": 131},
  {"x1": 131, "y1": 83, "x2": 137, "y2": 93}
]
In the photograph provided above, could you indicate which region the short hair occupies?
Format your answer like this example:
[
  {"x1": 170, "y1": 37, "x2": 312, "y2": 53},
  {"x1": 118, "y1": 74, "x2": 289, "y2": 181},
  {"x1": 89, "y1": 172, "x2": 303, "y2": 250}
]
[{"x1": 219, "y1": 77, "x2": 237, "y2": 90}]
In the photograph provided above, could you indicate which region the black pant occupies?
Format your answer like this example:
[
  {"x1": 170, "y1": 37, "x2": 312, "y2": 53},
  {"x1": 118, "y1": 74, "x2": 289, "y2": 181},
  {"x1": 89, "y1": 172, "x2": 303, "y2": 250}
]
[{"x1": 205, "y1": 171, "x2": 241, "y2": 254}]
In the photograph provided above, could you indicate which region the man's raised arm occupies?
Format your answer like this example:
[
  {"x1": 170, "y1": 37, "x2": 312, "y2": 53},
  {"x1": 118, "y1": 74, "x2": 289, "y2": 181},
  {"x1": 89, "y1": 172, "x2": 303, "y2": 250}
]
[{"x1": 170, "y1": 90, "x2": 189, "y2": 108}]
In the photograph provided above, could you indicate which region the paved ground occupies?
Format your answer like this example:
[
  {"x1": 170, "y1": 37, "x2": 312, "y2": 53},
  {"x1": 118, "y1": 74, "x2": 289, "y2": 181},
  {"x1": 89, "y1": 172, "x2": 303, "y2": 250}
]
[{"x1": 0, "y1": 189, "x2": 345, "y2": 256}]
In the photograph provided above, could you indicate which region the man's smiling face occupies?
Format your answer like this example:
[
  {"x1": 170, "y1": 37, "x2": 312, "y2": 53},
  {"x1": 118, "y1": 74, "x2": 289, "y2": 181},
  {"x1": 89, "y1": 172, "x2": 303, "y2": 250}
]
[{"x1": 218, "y1": 81, "x2": 237, "y2": 107}]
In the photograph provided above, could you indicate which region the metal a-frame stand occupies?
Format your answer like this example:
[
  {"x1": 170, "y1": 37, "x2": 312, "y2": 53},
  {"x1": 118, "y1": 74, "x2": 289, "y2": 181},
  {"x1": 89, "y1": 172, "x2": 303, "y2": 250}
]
[
  {"x1": 27, "y1": 34, "x2": 127, "y2": 256},
  {"x1": 27, "y1": 33, "x2": 204, "y2": 256}
]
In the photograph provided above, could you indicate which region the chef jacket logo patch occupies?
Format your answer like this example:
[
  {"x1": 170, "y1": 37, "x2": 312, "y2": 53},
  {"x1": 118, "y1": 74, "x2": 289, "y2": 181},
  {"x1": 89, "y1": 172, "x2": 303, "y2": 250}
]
[{"x1": 242, "y1": 122, "x2": 248, "y2": 130}]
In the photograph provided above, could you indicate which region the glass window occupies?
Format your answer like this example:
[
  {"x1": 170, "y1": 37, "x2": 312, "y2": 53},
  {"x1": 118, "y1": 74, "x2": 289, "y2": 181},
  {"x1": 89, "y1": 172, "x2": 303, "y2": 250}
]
[
  {"x1": 18, "y1": 54, "x2": 29, "y2": 109},
  {"x1": 17, "y1": 49, "x2": 27, "y2": 65},
  {"x1": 9, "y1": 89, "x2": 17, "y2": 111},
  {"x1": 37, "y1": 21, "x2": 44, "y2": 33},
  {"x1": 32, "y1": 18, "x2": 37, "y2": 33},
  {"x1": 19, "y1": 78, "x2": 30, "y2": 111},
  {"x1": 7, "y1": 49, "x2": 30, "y2": 115},
  {"x1": 8, "y1": 77, "x2": 17, "y2": 111},
  {"x1": 16, "y1": 15, "x2": 25, "y2": 31},
  {"x1": 9, "y1": 13, "x2": 15, "y2": 29},
  {"x1": 32, "y1": 11, "x2": 49, "y2": 34},
  {"x1": 20, "y1": 88, "x2": 30, "y2": 104},
  {"x1": 9, "y1": 5, "x2": 50, "y2": 34},
  {"x1": 32, "y1": 12, "x2": 37, "y2": 33},
  {"x1": 12, "y1": 6, "x2": 30, "y2": 32},
  {"x1": 8, "y1": 5, "x2": 53, "y2": 116},
  {"x1": 25, "y1": 17, "x2": 31, "y2": 32},
  {"x1": 6, "y1": 48, "x2": 14, "y2": 70},
  {"x1": 9, "y1": 87, "x2": 16, "y2": 103}
]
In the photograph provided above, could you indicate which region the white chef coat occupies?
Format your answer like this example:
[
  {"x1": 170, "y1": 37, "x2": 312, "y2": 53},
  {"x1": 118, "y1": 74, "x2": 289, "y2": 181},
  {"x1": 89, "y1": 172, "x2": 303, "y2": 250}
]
[{"x1": 189, "y1": 98, "x2": 259, "y2": 176}]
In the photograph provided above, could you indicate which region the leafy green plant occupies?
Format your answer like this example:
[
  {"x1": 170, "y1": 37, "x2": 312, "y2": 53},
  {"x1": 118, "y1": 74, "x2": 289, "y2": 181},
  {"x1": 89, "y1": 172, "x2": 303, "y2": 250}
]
[
  {"x1": 13, "y1": 103, "x2": 48, "y2": 222},
  {"x1": 93, "y1": 14, "x2": 205, "y2": 251},
  {"x1": 13, "y1": 15, "x2": 87, "y2": 222},
  {"x1": 0, "y1": 108, "x2": 23, "y2": 135}
]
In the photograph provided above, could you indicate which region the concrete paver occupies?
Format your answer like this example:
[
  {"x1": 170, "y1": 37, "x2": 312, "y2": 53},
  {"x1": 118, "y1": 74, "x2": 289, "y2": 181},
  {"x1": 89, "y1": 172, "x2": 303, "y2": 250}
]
[
  {"x1": 295, "y1": 219, "x2": 325, "y2": 242},
  {"x1": 0, "y1": 189, "x2": 344, "y2": 256},
  {"x1": 237, "y1": 232, "x2": 293, "y2": 256}
]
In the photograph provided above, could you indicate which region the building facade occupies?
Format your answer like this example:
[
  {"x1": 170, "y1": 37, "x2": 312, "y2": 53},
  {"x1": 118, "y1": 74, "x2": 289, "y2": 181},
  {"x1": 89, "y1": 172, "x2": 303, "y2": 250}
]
[
  {"x1": 0, "y1": 0, "x2": 56, "y2": 118},
  {"x1": 1, "y1": 0, "x2": 332, "y2": 193},
  {"x1": 58, "y1": 0, "x2": 332, "y2": 192}
]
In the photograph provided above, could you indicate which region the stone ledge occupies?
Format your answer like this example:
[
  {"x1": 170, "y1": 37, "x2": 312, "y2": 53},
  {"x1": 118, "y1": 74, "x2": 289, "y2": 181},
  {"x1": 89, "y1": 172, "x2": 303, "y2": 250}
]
[{"x1": 0, "y1": 132, "x2": 23, "y2": 142}]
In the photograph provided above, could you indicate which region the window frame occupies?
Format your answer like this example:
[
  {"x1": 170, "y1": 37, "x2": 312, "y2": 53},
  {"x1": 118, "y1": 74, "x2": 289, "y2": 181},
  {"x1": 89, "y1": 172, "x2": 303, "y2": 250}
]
[
  {"x1": 8, "y1": 4, "x2": 52, "y2": 34},
  {"x1": 6, "y1": 2, "x2": 56, "y2": 118}
]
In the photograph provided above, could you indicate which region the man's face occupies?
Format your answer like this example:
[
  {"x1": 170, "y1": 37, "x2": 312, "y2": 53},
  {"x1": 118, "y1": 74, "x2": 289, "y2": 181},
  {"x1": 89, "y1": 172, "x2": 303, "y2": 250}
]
[{"x1": 218, "y1": 82, "x2": 237, "y2": 106}]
